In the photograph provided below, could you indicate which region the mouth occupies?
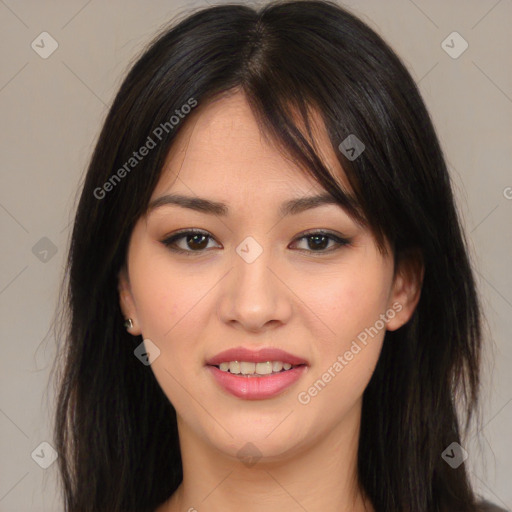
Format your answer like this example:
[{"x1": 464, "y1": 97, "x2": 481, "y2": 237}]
[
  {"x1": 205, "y1": 346, "x2": 308, "y2": 368},
  {"x1": 205, "y1": 347, "x2": 309, "y2": 399}
]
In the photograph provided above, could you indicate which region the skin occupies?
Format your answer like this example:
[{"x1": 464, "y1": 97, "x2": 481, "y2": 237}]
[{"x1": 118, "y1": 90, "x2": 424, "y2": 512}]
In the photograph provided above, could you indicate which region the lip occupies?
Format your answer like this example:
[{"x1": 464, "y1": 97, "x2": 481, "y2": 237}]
[
  {"x1": 205, "y1": 347, "x2": 308, "y2": 367},
  {"x1": 205, "y1": 346, "x2": 309, "y2": 400},
  {"x1": 206, "y1": 364, "x2": 308, "y2": 400}
]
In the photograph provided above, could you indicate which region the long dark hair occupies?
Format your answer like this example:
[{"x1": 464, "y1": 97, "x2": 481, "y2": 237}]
[{"x1": 51, "y1": 1, "x2": 485, "y2": 510}]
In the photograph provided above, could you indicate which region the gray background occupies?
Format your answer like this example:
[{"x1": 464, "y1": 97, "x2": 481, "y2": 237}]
[{"x1": 0, "y1": 1, "x2": 511, "y2": 511}]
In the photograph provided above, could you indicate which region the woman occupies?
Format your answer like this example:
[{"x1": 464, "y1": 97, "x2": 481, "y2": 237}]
[{"x1": 51, "y1": 1, "x2": 506, "y2": 511}]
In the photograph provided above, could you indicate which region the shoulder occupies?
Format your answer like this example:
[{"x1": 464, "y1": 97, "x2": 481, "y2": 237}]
[{"x1": 476, "y1": 500, "x2": 509, "y2": 512}]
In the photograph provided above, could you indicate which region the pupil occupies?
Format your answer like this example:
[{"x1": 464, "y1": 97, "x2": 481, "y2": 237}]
[
  {"x1": 309, "y1": 235, "x2": 328, "y2": 250},
  {"x1": 188, "y1": 234, "x2": 207, "y2": 250}
]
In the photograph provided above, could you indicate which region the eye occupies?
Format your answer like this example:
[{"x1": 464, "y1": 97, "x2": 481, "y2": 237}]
[
  {"x1": 290, "y1": 230, "x2": 351, "y2": 253},
  {"x1": 161, "y1": 229, "x2": 219, "y2": 255},
  {"x1": 161, "y1": 229, "x2": 351, "y2": 255}
]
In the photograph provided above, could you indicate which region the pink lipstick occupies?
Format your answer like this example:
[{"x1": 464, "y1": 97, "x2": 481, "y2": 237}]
[{"x1": 205, "y1": 347, "x2": 308, "y2": 400}]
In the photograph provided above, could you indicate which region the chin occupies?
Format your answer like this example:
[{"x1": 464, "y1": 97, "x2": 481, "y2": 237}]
[{"x1": 203, "y1": 419, "x2": 310, "y2": 462}]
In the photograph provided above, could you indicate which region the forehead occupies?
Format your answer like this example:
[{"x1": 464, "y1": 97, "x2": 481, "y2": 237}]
[{"x1": 152, "y1": 91, "x2": 351, "y2": 200}]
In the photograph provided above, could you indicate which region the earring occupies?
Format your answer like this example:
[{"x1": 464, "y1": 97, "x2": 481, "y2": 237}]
[{"x1": 124, "y1": 318, "x2": 134, "y2": 330}]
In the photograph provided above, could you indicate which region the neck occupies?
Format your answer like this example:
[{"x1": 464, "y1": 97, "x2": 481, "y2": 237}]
[{"x1": 160, "y1": 400, "x2": 374, "y2": 512}]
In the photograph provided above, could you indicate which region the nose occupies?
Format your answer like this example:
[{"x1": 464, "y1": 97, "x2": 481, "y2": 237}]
[{"x1": 217, "y1": 237, "x2": 293, "y2": 333}]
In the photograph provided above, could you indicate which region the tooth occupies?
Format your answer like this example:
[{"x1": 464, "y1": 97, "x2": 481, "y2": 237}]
[
  {"x1": 218, "y1": 360, "x2": 297, "y2": 374},
  {"x1": 229, "y1": 361, "x2": 241, "y2": 374},
  {"x1": 240, "y1": 362, "x2": 256, "y2": 375},
  {"x1": 255, "y1": 361, "x2": 273, "y2": 375},
  {"x1": 272, "y1": 361, "x2": 283, "y2": 372}
]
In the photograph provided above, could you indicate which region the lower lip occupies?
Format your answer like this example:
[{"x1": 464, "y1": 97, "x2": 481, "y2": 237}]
[{"x1": 206, "y1": 365, "x2": 308, "y2": 400}]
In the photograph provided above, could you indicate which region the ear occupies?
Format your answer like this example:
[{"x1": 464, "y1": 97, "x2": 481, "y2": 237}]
[
  {"x1": 385, "y1": 248, "x2": 424, "y2": 331},
  {"x1": 118, "y1": 266, "x2": 142, "y2": 336}
]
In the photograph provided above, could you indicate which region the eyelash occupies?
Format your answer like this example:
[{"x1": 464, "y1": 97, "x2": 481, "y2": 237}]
[{"x1": 160, "y1": 229, "x2": 351, "y2": 256}]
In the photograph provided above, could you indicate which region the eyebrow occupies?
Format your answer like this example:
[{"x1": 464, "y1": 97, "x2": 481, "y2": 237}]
[{"x1": 147, "y1": 192, "x2": 356, "y2": 217}]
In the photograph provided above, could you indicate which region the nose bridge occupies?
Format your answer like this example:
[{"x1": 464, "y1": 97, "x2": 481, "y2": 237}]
[
  {"x1": 219, "y1": 233, "x2": 290, "y2": 330},
  {"x1": 234, "y1": 234, "x2": 276, "y2": 302}
]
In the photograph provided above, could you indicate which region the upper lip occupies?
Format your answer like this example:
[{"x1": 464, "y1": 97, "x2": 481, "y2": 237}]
[{"x1": 206, "y1": 347, "x2": 308, "y2": 366}]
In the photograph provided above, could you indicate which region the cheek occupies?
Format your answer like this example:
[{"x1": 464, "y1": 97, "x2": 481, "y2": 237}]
[
  {"x1": 130, "y1": 245, "x2": 201, "y2": 336},
  {"x1": 293, "y1": 252, "x2": 391, "y2": 408},
  {"x1": 297, "y1": 257, "x2": 391, "y2": 350},
  {"x1": 129, "y1": 246, "x2": 222, "y2": 383},
  {"x1": 128, "y1": 253, "x2": 212, "y2": 411},
  {"x1": 295, "y1": 274, "x2": 388, "y2": 423}
]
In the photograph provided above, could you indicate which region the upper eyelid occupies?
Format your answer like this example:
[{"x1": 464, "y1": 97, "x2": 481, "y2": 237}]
[{"x1": 162, "y1": 228, "x2": 348, "y2": 240}]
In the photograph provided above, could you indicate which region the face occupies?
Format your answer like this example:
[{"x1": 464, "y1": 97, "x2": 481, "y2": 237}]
[{"x1": 118, "y1": 90, "x2": 421, "y2": 463}]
